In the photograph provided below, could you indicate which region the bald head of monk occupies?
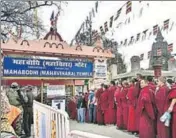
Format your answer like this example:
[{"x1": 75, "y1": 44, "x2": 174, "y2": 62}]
[{"x1": 140, "y1": 79, "x2": 148, "y2": 88}]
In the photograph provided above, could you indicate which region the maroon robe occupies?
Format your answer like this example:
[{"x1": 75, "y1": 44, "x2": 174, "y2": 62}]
[
  {"x1": 138, "y1": 86, "x2": 156, "y2": 138},
  {"x1": 114, "y1": 86, "x2": 124, "y2": 129},
  {"x1": 67, "y1": 99, "x2": 77, "y2": 120},
  {"x1": 84, "y1": 93, "x2": 89, "y2": 122},
  {"x1": 148, "y1": 82, "x2": 156, "y2": 91},
  {"x1": 96, "y1": 88, "x2": 104, "y2": 124},
  {"x1": 121, "y1": 86, "x2": 129, "y2": 129},
  {"x1": 100, "y1": 90, "x2": 109, "y2": 125},
  {"x1": 165, "y1": 88, "x2": 176, "y2": 138},
  {"x1": 107, "y1": 86, "x2": 117, "y2": 124},
  {"x1": 127, "y1": 84, "x2": 137, "y2": 132},
  {"x1": 134, "y1": 80, "x2": 141, "y2": 131},
  {"x1": 155, "y1": 85, "x2": 170, "y2": 138}
]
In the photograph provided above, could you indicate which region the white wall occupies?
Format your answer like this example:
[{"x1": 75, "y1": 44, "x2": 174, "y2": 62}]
[{"x1": 92, "y1": 1, "x2": 176, "y2": 72}]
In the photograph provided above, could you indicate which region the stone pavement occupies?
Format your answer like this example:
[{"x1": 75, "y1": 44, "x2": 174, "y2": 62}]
[{"x1": 70, "y1": 120, "x2": 137, "y2": 138}]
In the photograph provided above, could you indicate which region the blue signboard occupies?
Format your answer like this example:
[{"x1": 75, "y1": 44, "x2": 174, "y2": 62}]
[{"x1": 3, "y1": 57, "x2": 93, "y2": 78}]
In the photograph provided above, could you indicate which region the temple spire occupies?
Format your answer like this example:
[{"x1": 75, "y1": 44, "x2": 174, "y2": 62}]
[{"x1": 155, "y1": 27, "x2": 164, "y2": 42}]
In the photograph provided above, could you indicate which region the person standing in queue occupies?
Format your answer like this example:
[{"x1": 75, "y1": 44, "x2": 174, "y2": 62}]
[
  {"x1": 100, "y1": 85, "x2": 109, "y2": 125},
  {"x1": 137, "y1": 79, "x2": 156, "y2": 138},
  {"x1": 96, "y1": 84, "x2": 104, "y2": 125},
  {"x1": 88, "y1": 88, "x2": 95, "y2": 123},
  {"x1": 6, "y1": 82, "x2": 26, "y2": 136},
  {"x1": 155, "y1": 76, "x2": 170, "y2": 138},
  {"x1": 77, "y1": 92, "x2": 86, "y2": 123},
  {"x1": 23, "y1": 85, "x2": 34, "y2": 138}
]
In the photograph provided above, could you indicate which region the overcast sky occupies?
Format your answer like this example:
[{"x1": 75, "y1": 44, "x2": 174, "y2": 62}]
[
  {"x1": 40, "y1": 1, "x2": 95, "y2": 43},
  {"x1": 39, "y1": 1, "x2": 176, "y2": 71},
  {"x1": 39, "y1": 1, "x2": 125, "y2": 43}
]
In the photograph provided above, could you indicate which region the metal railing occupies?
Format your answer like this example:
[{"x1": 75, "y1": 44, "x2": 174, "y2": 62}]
[
  {"x1": 33, "y1": 101, "x2": 111, "y2": 138},
  {"x1": 33, "y1": 101, "x2": 70, "y2": 138}
]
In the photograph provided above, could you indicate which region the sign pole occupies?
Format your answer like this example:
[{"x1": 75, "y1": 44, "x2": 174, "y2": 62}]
[{"x1": 41, "y1": 79, "x2": 44, "y2": 103}]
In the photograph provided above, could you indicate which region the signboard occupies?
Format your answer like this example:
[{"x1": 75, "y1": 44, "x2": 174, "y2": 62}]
[
  {"x1": 94, "y1": 79, "x2": 107, "y2": 89},
  {"x1": 51, "y1": 99, "x2": 65, "y2": 111},
  {"x1": 3, "y1": 57, "x2": 93, "y2": 78},
  {"x1": 94, "y1": 58, "x2": 107, "y2": 78},
  {"x1": 47, "y1": 85, "x2": 65, "y2": 98}
]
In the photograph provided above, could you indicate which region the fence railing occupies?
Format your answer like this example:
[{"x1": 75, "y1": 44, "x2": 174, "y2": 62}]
[
  {"x1": 33, "y1": 101, "x2": 111, "y2": 138},
  {"x1": 33, "y1": 101, "x2": 70, "y2": 138},
  {"x1": 68, "y1": 130, "x2": 111, "y2": 138}
]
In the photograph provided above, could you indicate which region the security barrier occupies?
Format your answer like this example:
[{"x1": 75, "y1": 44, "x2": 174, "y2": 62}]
[
  {"x1": 33, "y1": 101, "x2": 70, "y2": 138},
  {"x1": 33, "y1": 101, "x2": 111, "y2": 138}
]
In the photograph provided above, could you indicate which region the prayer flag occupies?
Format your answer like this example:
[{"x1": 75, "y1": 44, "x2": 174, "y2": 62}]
[
  {"x1": 153, "y1": 25, "x2": 158, "y2": 35},
  {"x1": 114, "y1": 8, "x2": 122, "y2": 21},
  {"x1": 104, "y1": 21, "x2": 109, "y2": 32},
  {"x1": 126, "y1": 1, "x2": 132, "y2": 14},
  {"x1": 168, "y1": 43, "x2": 173, "y2": 53},
  {"x1": 109, "y1": 16, "x2": 114, "y2": 28}
]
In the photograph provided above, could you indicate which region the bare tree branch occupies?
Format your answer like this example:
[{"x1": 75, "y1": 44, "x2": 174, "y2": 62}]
[{"x1": 1, "y1": 1, "x2": 66, "y2": 40}]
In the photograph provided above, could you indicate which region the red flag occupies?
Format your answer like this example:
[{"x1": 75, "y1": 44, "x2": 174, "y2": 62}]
[
  {"x1": 148, "y1": 51, "x2": 151, "y2": 59},
  {"x1": 168, "y1": 43, "x2": 173, "y2": 52},
  {"x1": 164, "y1": 19, "x2": 170, "y2": 30},
  {"x1": 153, "y1": 25, "x2": 158, "y2": 35},
  {"x1": 126, "y1": 1, "x2": 132, "y2": 14},
  {"x1": 92, "y1": 30, "x2": 99, "y2": 40},
  {"x1": 157, "y1": 48, "x2": 162, "y2": 56}
]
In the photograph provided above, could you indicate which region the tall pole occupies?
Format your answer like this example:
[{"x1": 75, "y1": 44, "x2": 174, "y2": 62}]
[
  {"x1": 0, "y1": 2, "x2": 2, "y2": 136},
  {"x1": 89, "y1": 17, "x2": 92, "y2": 46}
]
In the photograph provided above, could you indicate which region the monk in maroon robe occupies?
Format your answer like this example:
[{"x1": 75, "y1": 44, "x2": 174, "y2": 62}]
[
  {"x1": 165, "y1": 87, "x2": 176, "y2": 138},
  {"x1": 84, "y1": 92, "x2": 89, "y2": 122},
  {"x1": 96, "y1": 84, "x2": 104, "y2": 125},
  {"x1": 126, "y1": 79, "x2": 137, "y2": 133},
  {"x1": 134, "y1": 74, "x2": 143, "y2": 132},
  {"x1": 100, "y1": 85, "x2": 109, "y2": 125},
  {"x1": 155, "y1": 76, "x2": 170, "y2": 138},
  {"x1": 67, "y1": 98, "x2": 77, "y2": 120},
  {"x1": 121, "y1": 81, "x2": 129, "y2": 130},
  {"x1": 114, "y1": 83, "x2": 124, "y2": 129},
  {"x1": 147, "y1": 76, "x2": 156, "y2": 91},
  {"x1": 138, "y1": 79, "x2": 156, "y2": 138},
  {"x1": 107, "y1": 81, "x2": 117, "y2": 124}
]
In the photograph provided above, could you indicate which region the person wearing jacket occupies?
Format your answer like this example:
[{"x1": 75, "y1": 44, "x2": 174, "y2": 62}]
[
  {"x1": 77, "y1": 92, "x2": 87, "y2": 123},
  {"x1": 23, "y1": 85, "x2": 34, "y2": 138},
  {"x1": 6, "y1": 82, "x2": 27, "y2": 136}
]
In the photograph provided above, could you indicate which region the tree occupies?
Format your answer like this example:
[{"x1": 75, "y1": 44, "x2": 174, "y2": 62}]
[{"x1": 1, "y1": 1, "x2": 67, "y2": 41}]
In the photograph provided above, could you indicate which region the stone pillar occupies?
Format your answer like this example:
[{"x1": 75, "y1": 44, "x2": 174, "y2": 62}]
[
  {"x1": 110, "y1": 64, "x2": 117, "y2": 79},
  {"x1": 130, "y1": 56, "x2": 141, "y2": 71}
]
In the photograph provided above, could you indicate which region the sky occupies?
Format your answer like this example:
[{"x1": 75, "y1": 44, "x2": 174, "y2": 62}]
[
  {"x1": 39, "y1": 1, "x2": 176, "y2": 72},
  {"x1": 40, "y1": 1, "x2": 125, "y2": 43},
  {"x1": 40, "y1": 1, "x2": 96, "y2": 43}
]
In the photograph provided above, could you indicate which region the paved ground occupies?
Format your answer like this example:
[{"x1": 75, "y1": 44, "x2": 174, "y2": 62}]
[
  {"x1": 31, "y1": 120, "x2": 137, "y2": 138},
  {"x1": 70, "y1": 120, "x2": 137, "y2": 138}
]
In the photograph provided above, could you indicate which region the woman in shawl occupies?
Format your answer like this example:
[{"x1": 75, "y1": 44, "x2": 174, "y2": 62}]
[{"x1": 1, "y1": 90, "x2": 17, "y2": 137}]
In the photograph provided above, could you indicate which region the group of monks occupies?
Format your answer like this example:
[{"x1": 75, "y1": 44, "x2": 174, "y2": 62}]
[{"x1": 67, "y1": 74, "x2": 176, "y2": 138}]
